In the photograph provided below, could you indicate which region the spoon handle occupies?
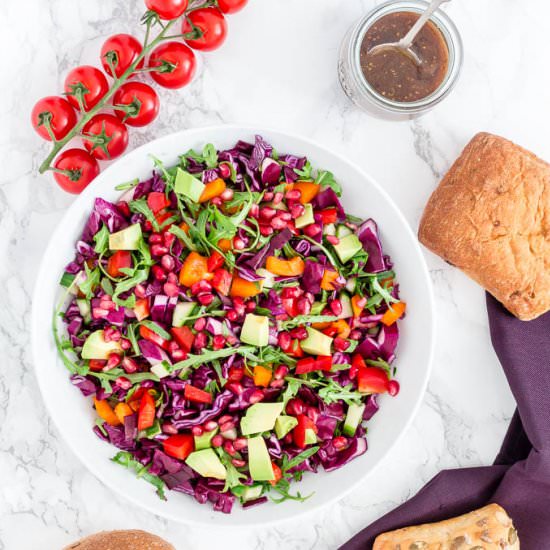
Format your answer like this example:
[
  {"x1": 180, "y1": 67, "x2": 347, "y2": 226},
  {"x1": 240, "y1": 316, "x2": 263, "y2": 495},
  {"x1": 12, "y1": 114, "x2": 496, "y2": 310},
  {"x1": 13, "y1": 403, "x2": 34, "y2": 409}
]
[{"x1": 400, "y1": 0, "x2": 450, "y2": 49}]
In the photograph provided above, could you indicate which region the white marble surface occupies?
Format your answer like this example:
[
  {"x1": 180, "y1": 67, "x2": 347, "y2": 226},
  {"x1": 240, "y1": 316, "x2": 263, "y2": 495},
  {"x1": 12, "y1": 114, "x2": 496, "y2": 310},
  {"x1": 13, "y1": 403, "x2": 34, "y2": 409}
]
[{"x1": 4, "y1": 0, "x2": 549, "y2": 548}]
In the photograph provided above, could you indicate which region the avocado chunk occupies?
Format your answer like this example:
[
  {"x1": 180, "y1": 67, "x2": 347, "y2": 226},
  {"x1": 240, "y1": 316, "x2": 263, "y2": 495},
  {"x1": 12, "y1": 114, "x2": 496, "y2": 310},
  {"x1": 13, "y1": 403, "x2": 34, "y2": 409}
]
[
  {"x1": 81, "y1": 330, "x2": 123, "y2": 360},
  {"x1": 241, "y1": 484, "x2": 264, "y2": 502},
  {"x1": 194, "y1": 427, "x2": 219, "y2": 450},
  {"x1": 305, "y1": 428, "x2": 318, "y2": 445},
  {"x1": 76, "y1": 299, "x2": 91, "y2": 324},
  {"x1": 338, "y1": 293, "x2": 353, "y2": 320},
  {"x1": 172, "y1": 302, "x2": 196, "y2": 327},
  {"x1": 256, "y1": 268, "x2": 275, "y2": 289},
  {"x1": 247, "y1": 436, "x2": 274, "y2": 481},
  {"x1": 240, "y1": 313, "x2": 269, "y2": 347},
  {"x1": 186, "y1": 448, "x2": 226, "y2": 480},
  {"x1": 343, "y1": 403, "x2": 366, "y2": 436},
  {"x1": 300, "y1": 327, "x2": 333, "y2": 356},
  {"x1": 109, "y1": 223, "x2": 143, "y2": 251},
  {"x1": 240, "y1": 402, "x2": 284, "y2": 436},
  {"x1": 274, "y1": 415, "x2": 298, "y2": 439},
  {"x1": 295, "y1": 203, "x2": 314, "y2": 229},
  {"x1": 175, "y1": 168, "x2": 205, "y2": 202},
  {"x1": 336, "y1": 224, "x2": 352, "y2": 239},
  {"x1": 333, "y1": 234, "x2": 363, "y2": 263}
]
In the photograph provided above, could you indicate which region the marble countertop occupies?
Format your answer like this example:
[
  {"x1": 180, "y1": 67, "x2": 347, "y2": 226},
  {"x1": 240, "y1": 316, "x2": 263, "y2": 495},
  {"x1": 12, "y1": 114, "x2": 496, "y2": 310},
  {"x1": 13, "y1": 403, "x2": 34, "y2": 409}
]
[{"x1": 3, "y1": 0, "x2": 548, "y2": 548}]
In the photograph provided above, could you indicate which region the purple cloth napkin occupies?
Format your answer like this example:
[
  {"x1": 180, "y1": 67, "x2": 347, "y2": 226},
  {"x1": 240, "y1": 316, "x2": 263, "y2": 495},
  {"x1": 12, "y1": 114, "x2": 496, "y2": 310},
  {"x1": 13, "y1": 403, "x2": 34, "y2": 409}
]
[{"x1": 340, "y1": 294, "x2": 550, "y2": 549}]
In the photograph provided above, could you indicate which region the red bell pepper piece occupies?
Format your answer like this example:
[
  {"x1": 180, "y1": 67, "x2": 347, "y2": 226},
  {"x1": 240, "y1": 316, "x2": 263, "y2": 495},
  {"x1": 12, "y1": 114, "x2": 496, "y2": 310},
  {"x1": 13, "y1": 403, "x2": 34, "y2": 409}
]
[
  {"x1": 295, "y1": 355, "x2": 332, "y2": 374},
  {"x1": 357, "y1": 366, "x2": 389, "y2": 394},
  {"x1": 292, "y1": 414, "x2": 318, "y2": 449},
  {"x1": 137, "y1": 392, "x2": 156, "y2": 431},
  {"x1": 211, "y1": 268, "x2": 232, "y2": 296},
  {"x1": 139, "y1": 324, "x2": 170, "y2": 350},
  {"x1": 133, "y1": 298, "x2": 150, "y2": 321},
  {"x1": 207, "y1": 250, "x2": 225, "y2": 272},
  {"x1": 227, "y1": 365, "x2": 244, "y2": 382},
  {"x1": 317, "y1": 207, "x2": 338, "y2": 224},
  {"x1": 322, "y1": 325, "x2": 339, "y2": 337},
  {"x1": 170, "y1": 326, "x2": 194, "y2": 353},
  {"x1": 269, "y1": 461, "x2": 282, "y2": 486},
  {"x1": 163, "y1": 433, "x2": 194, "y2": 460},
  {"x1": 184, "y1": 384, "x2": 213, "y2": 404},
  {"x1": 282, "y1": 297, "x2": 298, "y2": 317},
  {"x1": 106, "y1": 250, "x2": 132, "y2": 278},
  {"x1": 287, "y1": 339, "x2": 304, "y2": 358},
  {"x1": 350, "y1": 353, "x2": 366, "y2": 380},
  {"x1": 147, "y1": 192, "x2": 170, "y2": 213},
  {"x1": 155, "y1": 209, "x2": 175, "y2": 229}
]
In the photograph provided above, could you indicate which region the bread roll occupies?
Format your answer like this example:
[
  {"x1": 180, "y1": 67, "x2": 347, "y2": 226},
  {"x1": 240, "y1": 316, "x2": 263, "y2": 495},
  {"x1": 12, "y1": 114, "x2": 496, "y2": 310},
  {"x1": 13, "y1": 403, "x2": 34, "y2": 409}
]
[
  {"x1": 418, "y1": 132, "x2": 550, "y2": 321},
  {"x1": 63, "y1": 529, "x2": 175, "y2": 550},
  {"x1": 373, "y1": 503, "x2": 519, "y2": 549}
]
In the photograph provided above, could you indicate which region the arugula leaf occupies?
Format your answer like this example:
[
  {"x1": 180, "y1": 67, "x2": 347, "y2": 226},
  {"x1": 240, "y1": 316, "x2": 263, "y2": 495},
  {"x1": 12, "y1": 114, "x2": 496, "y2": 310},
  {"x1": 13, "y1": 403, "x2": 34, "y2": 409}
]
[
  {"x1": 79, "y1": 264, "x2": 100, "y2": 299},
  {"x1": 115, "y1": 178, "x2": 139, "y2": 191},
  {"x1": 112, "y1": 268, "x2": 149, "y2": 307},
  {"x1": 111, "y1": 451, "x2": 166, "y2": 500},
  {"x1": 126, "y1": 323, "x2": 140, "y2": 355},
  {"x1": 53, "y1": 311, "x2": 88, "y2": 376},
  {"x1": 281, "y1": 378, "x2": 302, "y2": 407},
  {"x1": 172, "y1": 346, "x2": 257, "y2": 374},
  {"x1": 169, "y1": 224, "x2": 197, "y2": 251},
  {"x1": 282, "y1": 446, "x2": 320, "y2": 472},
  {"x1": 371, "y1": 277, "x2": 399, "y2": 305},
  {"x1": 140, "y1": 320, "x2": 172, "y2": 341},
  {"x1": 294, "y1": 160, "x2": 312, "y2": 179},
  {"x1": 318, "y1": 379, "x2": 363, "y2": 405},
  {"x1": 93, "y1": 224, "x2": 110, "y2": 254},
  {"x1": 59, "y1": 272, "x2": 76, "y2": 288},
  {"x1": 100, "y1": 277, "x2": 114, "y2": 296},
  {"x1": 316, "y1": 170, "x2": 342, "y2": 196},
  {"x1": 129, "y1": 198, "x2": 159, "y2": 232},
  {"x1": 202, "y1": 143, "x2": 218, "y2": 169},
  {"x1": 281, "y1": 314, "x2": 340, "y2": 330},
  {"x1": 215, "y1": 448, "x2": 247, "y2": 492}
]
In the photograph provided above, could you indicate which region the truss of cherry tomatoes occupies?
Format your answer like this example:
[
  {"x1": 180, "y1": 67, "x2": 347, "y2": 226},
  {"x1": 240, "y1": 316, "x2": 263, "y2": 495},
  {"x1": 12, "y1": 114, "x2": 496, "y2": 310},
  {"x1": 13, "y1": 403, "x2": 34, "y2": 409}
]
[{"x1": 31, "y1": 0, "x2": 248, "y2": 194}]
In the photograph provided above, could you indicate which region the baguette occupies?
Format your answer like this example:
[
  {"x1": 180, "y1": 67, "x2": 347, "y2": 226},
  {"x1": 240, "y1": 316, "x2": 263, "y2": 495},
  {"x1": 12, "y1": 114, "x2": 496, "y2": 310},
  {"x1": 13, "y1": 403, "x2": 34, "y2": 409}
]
[
  {"x1": 373, "y1": 503, "x2": 519, "y2": 549},
  {"x1": 63, "y1": 529, "x2": 175, "y2": 550}
]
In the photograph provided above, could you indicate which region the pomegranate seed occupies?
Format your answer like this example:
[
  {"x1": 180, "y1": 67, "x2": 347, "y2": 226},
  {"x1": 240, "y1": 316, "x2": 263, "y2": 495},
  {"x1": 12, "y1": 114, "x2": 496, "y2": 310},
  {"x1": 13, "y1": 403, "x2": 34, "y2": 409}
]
[
  {"x1": 232, "y1": 237, "x2": 245, "y2": 250},
  {"x1": 326, "y1": 235, "x2": 340, "y2": 245},
  {"x1": 286, "y1": 398, "x2": 304, "y2": 416},
  {"x1": 149, "y1": 233, "x2": 162, "y2": 244},
  {"x1": 161, "y1": 254, "x2": 175, "y2": 272},
  {"x1": 167, "y1": 341, "x2": 180, "y2": 353},
  {"x1": 233, "y1": 438, "x2": 248, "y2": 451},
  {"x1": 279, "y1": 212, "x2": 292, "y2": 221},
  {"x1": 226, "y1": 335, "x2": 238, "y2": 346},
  {"x1": 171, "y1": 349, "x2": 186, "y2": 361},
  {"x1": 220, "y1": 188, "x2": 234, "y2": 201},
  {"x1": 143, "y1": 220, "x2": 153, "y2": 232},
  {"x1": 333, "y1": 436, "x2": 348, "y2": 450},
  {"x1": 274, "y1": 365, "x2": 289, "y2": 379},
  {"x1": 219, "y1": 163, "x2": 231, "y2": 179},
  {"x1": 194, "y1": 331, "x2": 207, "y2": 350},
  {"x1": 259, "y1": 207, "x2": 276, "y2": 220},
  {"x1": 212, "y1": 335, "x2": 226, "y2": 350},
  {"x1": 116, "y1": 376, "x2": 131, "y2": 390},
  {"x1": 219, "y1": 420, "x2": 235, "y2": 433},
  {"x1": 289, "y1": 203, "x2": 305, "y2": 219},
  {"x1": 117, "y1": 201, "x2": 131, "y2": 217},
  {"x1": 163, "y1": 231, "x2": 175, "y2": 248},
  {"x1": 152, "y1": 265, "x2": 167, "y2": 282},
  {"x1": 134, "y1": 283, "x2": 146, "y2": 298},
  {"x1": 333, "y1": 337, "x2": 351, "y2": 352},
  {"x1": 122, "y1": 357, "x2": 138, "y2": 373},
  {"x1": 232, "y1": 297, "x2": 245, "y2": 315},
  {"x1": 191, "y1": 280, "x2": 212, "y2": 294},
  {"x1": 259, "y1": 224, "x2": 274, "y2": 236},
  {"x1": 197, "y1": 293, "x2": 215, "y2": 306},
  {"x1": 203, "y1": 420, "x2": 218, "y2": 432},
  {"x1": 329, "y1": 299, "x2": 343, "y2": 316},
  {"x1": 231, "y1": 458, "x2": 246, "y2": 468},
  {"x1": 100, "y1": 298, "x2": 115, "y2": 311},
  {"x1": 263, "y1": 191, "x2": 274, "y2": 201},
  {"x1": 304, "y1": 292, "x2": 315, "y2": 304},
  {"x1": 226, "y1": 382, "x2": 243, "y2": 395},
  {"x1": 223, "y1": 441, "x2": 236, "y2": 456},
  {"x1": 269, "y1": 379, "x2": 285, "y2": 388},
  {"x1": 249, "y1": 204, "x2": 259, "y2": 218},
  {"x1": 303, "y1": 224, "x2": 321, "y2": 237},
  {"x1": 307, "y1": 406, "x2": 319, "y2": 423},
  {"x1": 245, "y1": 300, "x2": 256, "y2": 312},
  {"x1": 281, "y1": 286, "x2": 301, "y2": 299},
  {"x1": 167, "y1": 272, "x2": 178, "y2": 284},
  {"x1": 387, "y1": 379, "x2": 400, "y2": 396},
  {"x1": 271, "y1": 216, "x2": 288, "y2": 230},
  {"x1": 103, "y1": 327, "x2": 114, "y2": 342},
  {"x1": 163, "y1": 282, "x2": 179, "y2": 297},
  {"x1": 191, "y1": 426, "x2": 203, "y2": 436},
  {"x1": 349, "y1": 329, "x2": 362, "y2": 340},
  {"x1": 218, "y1": 415, "x2": 233, "y2": 424},
  {"x1": 212, "y1": 434, "x2": 224, "y2": 447},
  {"x1": 273, "y1": 191, "x2": 284, "y2": 204},
  {"x1": 162, "y1": 422, "x2": 178, "y2": 435},
  {"x1": 92, "y1": 308, "x2": 108, "y2": 319},
  {"x1": 296, "y1": 297, "x2": 312, "y2": 315},
  {"x1": 285, "y1": 189, "x2": 301, "y2": 201},
  {"x1": 290, "y1": 327, "x2": 308, "y2": 340},
  {"x1": 120, "y1": 338, "x2": 131, "y2": 350},
  {"x1": 249, "y1": 390, "x2": 265, "y2": 404},
  {"x1": 151, "y1": 244, "x2": 169, "y2": 257},
  {"x1": 104, "y1": 353, "x2": 121, "y2": 371},
  {"x1": 278, "y1": 332, "x2": 292, "y2": 351},
  {"x1": 194, "y1": 317, "x2": 206, "y2": 331},
  {"x1": 211, "y1": 197, "x2": 222, "y2": 207},
  {"x1": 226, "y1": 309, "x2": 238, "y2": 321},
  {"x1": 284, "y1": 433, "x2": 293, "y2": 444}
]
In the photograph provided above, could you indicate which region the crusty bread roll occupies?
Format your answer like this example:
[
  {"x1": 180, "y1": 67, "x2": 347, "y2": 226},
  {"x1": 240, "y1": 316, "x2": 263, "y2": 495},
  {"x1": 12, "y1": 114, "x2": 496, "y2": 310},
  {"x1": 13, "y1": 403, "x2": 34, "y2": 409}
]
[
  {"x1": 63, "y1": 529, "x2": 175, "y2": 550},
  {"x1": 373, "y1": 503, "x2": 519, "y2": 549},
  {"x1": 418, "y1": 132, "x2": 550, "y2": 321}
]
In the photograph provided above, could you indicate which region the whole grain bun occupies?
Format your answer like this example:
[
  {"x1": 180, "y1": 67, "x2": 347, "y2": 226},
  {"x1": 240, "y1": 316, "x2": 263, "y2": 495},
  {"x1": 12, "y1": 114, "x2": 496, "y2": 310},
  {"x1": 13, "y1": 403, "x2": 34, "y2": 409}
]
[
  {"x1": 418, "y1": 132, "x2": 550, "y2": 321},
  {"x1": 373, "y1": 503, "x2": 519, "y2": 549},
  {"x1": 63, "y1": 530, "x2": 175, "y2": 550}
]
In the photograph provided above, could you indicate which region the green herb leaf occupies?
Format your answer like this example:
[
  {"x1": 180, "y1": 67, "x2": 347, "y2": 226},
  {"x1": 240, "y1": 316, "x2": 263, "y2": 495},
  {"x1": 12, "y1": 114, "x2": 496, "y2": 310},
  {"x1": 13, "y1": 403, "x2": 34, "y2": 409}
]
[
  {"x1": 79, "y1": 264, "x2": 100, "y2": 299},
  {"x1": 59, "y1": 272, "x2": 76, "y2": 288},
  {"x1": 129, "y1": 198, "x2": 159, "y2": 232},
  {"x1": 281, "y1": 314, "x2": 340, "y2": 330},
  {"x1": 111, "y1": 451, "x2": 166, "y2": 500},
  {"x1": 203, "y1": 143, "x2": 218, "y2": 169},
  {"x1": 140, "y1": 320, "x2": 172, "y2": 341},
  {"x1": 93, "y1": 224, "x2": 110, "y2": 254},
  {"x1": 112, "y1": 268, "x2": 149, "y2": 307},
  {"x1": 283, "y1": 446, "x2": 320, "y2": 472},
  {"x1": 316, "y1": 170, "x2": 342, "y2": 196}
]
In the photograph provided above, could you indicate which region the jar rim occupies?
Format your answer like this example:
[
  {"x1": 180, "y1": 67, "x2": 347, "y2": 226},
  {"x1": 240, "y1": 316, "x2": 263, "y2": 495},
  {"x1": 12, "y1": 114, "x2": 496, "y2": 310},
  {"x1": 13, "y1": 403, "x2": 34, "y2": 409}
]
[{"x1": 348, "y1": 0, "x2": 463, "y2": 114}]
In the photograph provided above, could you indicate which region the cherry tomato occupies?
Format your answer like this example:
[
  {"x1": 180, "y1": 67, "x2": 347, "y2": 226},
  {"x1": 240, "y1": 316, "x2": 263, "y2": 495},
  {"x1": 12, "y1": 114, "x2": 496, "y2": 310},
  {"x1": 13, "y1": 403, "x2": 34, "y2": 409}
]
[
  {"x1": 52, "y1": 149, "x2": 100, "y2": 194},
  {"x1": 31, "y1": 96, "x2": 77, "y2": 141},
  {"x1": 182, "y1": 7, "x2": 227, "y2": 52},
  {"x1": 218, "y1": 0, "x2": 248, "y2": 14},
  {"x1": 148, "y1": 41, "x2": 197, "y2": 89},
  {"x1": 64, "y1": 66, "x2": 109, "y2": 111},
  {"x1": 113, "y1": 81, "x2": 159, "y2": 127},
  {"x1": 82, "y1": 114, "x2": 129, "y2": 161},
  {"x1": 145, "y1": 0, "x2": 188, "y2": 19},
  {"x1": 101, "y1": 34, "x2": 144, "y2": 78}
]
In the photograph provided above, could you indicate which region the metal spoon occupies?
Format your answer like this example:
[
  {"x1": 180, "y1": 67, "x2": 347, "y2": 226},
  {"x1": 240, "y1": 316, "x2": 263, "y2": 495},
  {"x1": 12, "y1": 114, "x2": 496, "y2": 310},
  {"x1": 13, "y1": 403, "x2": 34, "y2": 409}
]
[{"x1": 368, "y1": 0, "x2": 451, "y2": 65}]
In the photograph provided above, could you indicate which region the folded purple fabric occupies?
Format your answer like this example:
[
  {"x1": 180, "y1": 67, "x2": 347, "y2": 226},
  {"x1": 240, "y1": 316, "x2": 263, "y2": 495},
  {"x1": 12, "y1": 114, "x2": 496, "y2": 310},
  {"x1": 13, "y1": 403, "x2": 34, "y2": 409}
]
[{"x1": 340, "y1": 294, "x2": 550, "y2": 549}]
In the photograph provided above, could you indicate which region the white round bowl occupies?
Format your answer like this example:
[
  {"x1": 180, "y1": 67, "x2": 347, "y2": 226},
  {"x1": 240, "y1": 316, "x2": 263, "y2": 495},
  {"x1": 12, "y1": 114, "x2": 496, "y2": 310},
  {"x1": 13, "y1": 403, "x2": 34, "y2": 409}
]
[{"x1": 32, "y1": 125, "x2": 434, "y2": 527}]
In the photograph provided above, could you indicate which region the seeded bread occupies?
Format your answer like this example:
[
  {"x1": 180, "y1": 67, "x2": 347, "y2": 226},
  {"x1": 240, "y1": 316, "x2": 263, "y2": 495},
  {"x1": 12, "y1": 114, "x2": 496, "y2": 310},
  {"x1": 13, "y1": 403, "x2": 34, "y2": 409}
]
[
  {"x1": 373, "y1": 503, "x2": 519, "y2": 549},
  {"x1": 63, "y1": 530, "x2": 175, "y2": 550},
  {"x1": 418, "y1": 132, "x2": 550, "y2": 321}
]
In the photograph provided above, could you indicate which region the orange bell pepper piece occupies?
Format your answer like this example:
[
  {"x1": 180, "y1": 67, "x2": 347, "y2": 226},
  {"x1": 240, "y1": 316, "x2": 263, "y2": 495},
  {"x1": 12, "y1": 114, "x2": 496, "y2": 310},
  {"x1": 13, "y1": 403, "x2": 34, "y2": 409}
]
[
  {"x1": 199, "y1": 178, "x2": 226, "y2": 203},
  {"x1": 179, "y1": 251, "x2": 212, "y2": 287},
  {"x1": 114, "y1": 402, "x2": 134, "y2": 425},
  {"x1": 218, "y1": 238, "x2": 232, "y2": 252},
  {"x1": 266, "y1": 256, "x2": 305, "y2": 276},
  {"x1": 381, "y1": 301, "x2": 406, "y2": 326},
  {"x1": 293, "y1": 181, "x2": 320, "y2": 204},
  {"x1": 351, "y1": 295, "x2": 366, "y2": 318},
  {"x1": 331, "y1": 319, "x2": 351, "y2": 338},
  {"x1": 94, "y1": 398, "x2": 121, "y2": 427},
  {"x1": 321, "y1": 268, "x2": 339, "y2": 291},
  {"x1": 253, "y1": 365, "x2": 272, "y2": 387},
  {"x1": 178, "y1": 222, "x2": 190, "y2": 234},
  {"x1": 230, "y1": 275, "x2": 262, "y2": 298}
]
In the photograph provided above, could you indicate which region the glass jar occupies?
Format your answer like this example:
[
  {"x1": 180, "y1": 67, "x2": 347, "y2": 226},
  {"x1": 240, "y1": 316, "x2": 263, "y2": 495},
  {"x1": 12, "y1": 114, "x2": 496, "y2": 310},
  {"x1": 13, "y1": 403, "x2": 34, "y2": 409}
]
[{"x1": 338, "y1": 0, "x2": 463, "y2": 119}]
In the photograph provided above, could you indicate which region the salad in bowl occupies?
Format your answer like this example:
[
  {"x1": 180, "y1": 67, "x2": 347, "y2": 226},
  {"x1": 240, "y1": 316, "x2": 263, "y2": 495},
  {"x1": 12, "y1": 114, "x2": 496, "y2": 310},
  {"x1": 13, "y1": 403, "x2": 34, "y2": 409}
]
[{"x1": 54, "y1": 135, "x2": 406, "y2": 514}]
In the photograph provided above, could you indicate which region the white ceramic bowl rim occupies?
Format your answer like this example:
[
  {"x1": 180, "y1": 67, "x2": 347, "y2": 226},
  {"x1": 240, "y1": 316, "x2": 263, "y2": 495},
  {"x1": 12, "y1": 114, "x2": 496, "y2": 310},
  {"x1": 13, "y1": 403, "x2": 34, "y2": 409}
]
[{"x1": 32, "y1": 124, "x2": 435, "y2": 527}]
